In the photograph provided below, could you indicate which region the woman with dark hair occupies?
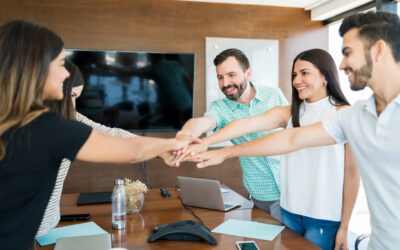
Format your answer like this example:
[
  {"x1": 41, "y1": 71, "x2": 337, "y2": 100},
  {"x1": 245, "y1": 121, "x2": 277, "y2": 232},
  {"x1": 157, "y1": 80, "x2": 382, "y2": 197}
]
[
  {"x1": 290, "y1": 49, "x2": 350, "y2": 127},
  {"x1": 37, "y1": 60, "x2": 174, "y2": 237},
  {"x1": 44, "y1": 59, "x2": 85, "y2": 119},
  {"x1": 0, "y1": 20, "x2": 194, "y2": 249},
  {"x1": 181, "y1": 49, "x2": 359, "y2": 250}
]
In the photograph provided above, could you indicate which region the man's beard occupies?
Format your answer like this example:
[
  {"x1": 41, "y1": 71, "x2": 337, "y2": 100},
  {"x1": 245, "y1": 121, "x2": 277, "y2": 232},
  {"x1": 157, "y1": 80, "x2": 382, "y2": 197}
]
[
  {"x1": 222, "y1": 79, "x2": 248, "y2": 100},
  {"x1": 350, "y1": 51, "x2": 373, "y2": 91}
]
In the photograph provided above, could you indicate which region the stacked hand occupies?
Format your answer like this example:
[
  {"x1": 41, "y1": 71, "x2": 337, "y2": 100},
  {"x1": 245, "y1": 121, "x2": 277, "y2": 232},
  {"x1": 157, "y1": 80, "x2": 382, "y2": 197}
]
[
  {"x1": 170, "y1": 141, "x2": 209, "y2": 166},
  {"x1": 158, "y1": 152, "x2": 175, "y2": 167},
  {"x1": 164, "y1": 131, "x2": 231, "y2": 168},
  {"x1": 163, "y1": 131, "x2": 203, "y2": 167},
  {"x1": 189, "y1": 148, "x2": 230, "y2": 168},
  {"x1": 172, "y1": 134, "x2": 201, "y2": 151}
]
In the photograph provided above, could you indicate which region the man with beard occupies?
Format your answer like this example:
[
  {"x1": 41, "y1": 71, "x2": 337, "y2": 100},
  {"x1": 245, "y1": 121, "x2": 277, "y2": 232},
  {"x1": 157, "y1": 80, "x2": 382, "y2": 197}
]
[
  {"x1": 174, "y1": 48, "x2": 288, "y2": 221},
  {"x1": 189, "y1": 11, "x2": 400, "y2": 250}
]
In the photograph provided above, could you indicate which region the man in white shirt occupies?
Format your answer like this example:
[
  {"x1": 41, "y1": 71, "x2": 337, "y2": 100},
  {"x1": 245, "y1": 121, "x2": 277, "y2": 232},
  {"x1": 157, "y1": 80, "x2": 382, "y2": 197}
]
[{"x1": 192, "y1": 11, "x2": 400, "y2": 250}]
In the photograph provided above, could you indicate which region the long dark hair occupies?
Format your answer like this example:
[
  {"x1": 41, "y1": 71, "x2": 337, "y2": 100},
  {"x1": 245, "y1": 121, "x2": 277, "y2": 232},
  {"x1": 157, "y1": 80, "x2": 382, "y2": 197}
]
[
  {"x1": 45, "y1": 59, "x2": 84, "y2": 119},
  {"x1": 291, "y1": 49, "x2": 350, "y2": 127},
  {"x1": 0, "y1": 19, "x2": 63, "y2": 159}
]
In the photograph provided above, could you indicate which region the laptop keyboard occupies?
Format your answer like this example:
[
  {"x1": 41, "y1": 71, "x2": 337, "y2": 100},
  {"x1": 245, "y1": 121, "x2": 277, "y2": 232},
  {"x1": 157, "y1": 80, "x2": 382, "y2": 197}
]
[
  {"x1": 222, "y1": 190, "x2": 254, "y2": 209},
  {"x1": 223, "y1": 193, "x2": 247, "y2": 205}
]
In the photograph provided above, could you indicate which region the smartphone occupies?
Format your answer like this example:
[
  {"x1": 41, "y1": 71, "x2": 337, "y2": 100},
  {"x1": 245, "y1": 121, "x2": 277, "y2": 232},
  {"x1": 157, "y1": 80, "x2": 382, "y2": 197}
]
[
  {"x1": 60, "y1": 213, "x2": 90, "y2": 221},
  {"x1": 236, "y1": 241, "x2": 260, "y2": 250}
]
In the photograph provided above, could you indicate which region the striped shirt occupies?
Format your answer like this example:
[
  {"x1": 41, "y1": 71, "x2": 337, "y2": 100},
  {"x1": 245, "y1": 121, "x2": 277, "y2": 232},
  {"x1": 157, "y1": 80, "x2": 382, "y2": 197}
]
[
  {"x1": 204, "y1": 84, "x2": 288, "y2": 201},
  {"x1": 35, "y1": 112, "x2": 136, "y2": 237}
]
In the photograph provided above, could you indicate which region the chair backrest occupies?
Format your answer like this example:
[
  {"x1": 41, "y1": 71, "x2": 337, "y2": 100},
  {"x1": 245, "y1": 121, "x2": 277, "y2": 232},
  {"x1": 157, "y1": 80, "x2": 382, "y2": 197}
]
[
  {"x1": 347, "y1": 231, "x2": 370, "y2": 250},
  {"x1": 355, "y1": 234, "x2": 370, "y2": 250}
]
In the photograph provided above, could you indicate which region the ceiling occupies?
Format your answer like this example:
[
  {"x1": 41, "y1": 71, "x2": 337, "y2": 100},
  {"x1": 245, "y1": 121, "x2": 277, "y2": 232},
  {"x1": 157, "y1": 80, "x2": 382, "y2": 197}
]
[{"x1": 181, "y1": 0, "x2": 375, "y2": 20}]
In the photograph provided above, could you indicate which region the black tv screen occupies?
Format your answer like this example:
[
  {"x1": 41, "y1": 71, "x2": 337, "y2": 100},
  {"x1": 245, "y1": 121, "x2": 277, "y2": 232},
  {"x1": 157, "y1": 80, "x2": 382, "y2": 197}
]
[{"x1": 66, "y1": 49, "x2": 195, "y2": 131}]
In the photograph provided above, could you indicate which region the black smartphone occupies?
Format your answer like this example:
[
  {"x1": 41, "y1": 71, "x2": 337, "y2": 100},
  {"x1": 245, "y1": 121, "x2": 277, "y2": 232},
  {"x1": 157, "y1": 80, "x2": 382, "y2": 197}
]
[
  {"x1": 236, "y1": 241, "x2": 260, "y2": 250},
  {"x1": 60, "y1": 213, "x2": 90, "y2": 221}
]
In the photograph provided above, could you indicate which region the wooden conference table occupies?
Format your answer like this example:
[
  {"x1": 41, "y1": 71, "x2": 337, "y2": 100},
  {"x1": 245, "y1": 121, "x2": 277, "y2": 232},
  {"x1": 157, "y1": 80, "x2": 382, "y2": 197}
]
[{"x1": 35, "y1": 188, "x2": 319, "y2": 249}]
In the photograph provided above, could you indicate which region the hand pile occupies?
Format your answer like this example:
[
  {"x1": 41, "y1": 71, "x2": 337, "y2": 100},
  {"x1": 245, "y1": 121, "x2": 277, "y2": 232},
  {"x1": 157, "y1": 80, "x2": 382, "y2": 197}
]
[{"x1": 160, "y1": 131, "x2": 225, "y2": 168}]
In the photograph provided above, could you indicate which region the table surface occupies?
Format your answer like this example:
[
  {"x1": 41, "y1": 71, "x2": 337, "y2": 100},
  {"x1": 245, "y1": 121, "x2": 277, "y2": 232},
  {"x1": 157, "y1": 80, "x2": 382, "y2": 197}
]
[{"x1": 34, "y1": 188, "x2": 319, "y2": 249}]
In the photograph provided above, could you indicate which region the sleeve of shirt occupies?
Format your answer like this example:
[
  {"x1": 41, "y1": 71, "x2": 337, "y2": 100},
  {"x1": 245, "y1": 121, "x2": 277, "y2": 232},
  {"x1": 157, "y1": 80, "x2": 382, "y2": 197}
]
[
  {"x1": 204, "y1": 101, "x2": 223, "y2": 131},
  {"x1": 322, "y1": 108, "x2": 349, "y2": 144},
  {"x1": 44, "y1": 112, "x2": 92, "y2": 163}
]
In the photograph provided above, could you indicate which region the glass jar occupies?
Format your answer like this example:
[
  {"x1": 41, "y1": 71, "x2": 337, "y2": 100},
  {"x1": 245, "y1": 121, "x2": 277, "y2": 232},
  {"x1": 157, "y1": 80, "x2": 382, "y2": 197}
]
[{"x1": 126, "y1": 192, "x2": 145, "y2": 214}]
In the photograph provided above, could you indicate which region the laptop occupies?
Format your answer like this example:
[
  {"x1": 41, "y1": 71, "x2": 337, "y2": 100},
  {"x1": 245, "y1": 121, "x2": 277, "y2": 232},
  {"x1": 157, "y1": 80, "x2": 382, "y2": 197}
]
[
  {"x1": 54, "y1": 233, "x2": 111, "y2": 250},
  {"x1": 177, "y1": 176, "x2": 253, "y2": 211}
]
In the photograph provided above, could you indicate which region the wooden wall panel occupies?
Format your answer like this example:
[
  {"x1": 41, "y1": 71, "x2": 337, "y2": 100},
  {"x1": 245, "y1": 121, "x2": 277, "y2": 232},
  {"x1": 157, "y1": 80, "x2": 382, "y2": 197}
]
[{"x1": 0, "y1": 0, "x2": 328, "y2": 196}]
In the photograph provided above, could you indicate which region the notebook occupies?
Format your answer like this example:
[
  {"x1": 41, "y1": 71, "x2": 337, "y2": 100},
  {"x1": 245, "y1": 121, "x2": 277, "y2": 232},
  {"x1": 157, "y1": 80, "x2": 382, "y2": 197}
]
[
  {"x1": 177, "y1": 176, "x2": 253, "y2": 211},
  {"x1": 55, "y1": 233, "x2": 111, "y2": 250},
  {"x1": 36, "y1": 222, "x2": 108, "y2": 246}
]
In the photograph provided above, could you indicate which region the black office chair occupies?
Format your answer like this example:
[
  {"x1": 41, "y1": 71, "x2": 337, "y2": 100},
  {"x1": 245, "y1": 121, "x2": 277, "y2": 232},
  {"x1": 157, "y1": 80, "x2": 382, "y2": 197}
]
[{"x1": 355, "y1": 234, "x2": 370, "y2": 250}]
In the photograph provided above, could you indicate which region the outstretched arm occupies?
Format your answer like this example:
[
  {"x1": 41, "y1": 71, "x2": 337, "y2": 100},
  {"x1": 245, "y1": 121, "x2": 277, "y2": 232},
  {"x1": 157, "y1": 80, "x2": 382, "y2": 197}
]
[
  {"x1": 169, "y1": 116, "x2": 216, "y2": 164},
  {"x1": 334, "y1": 143, "x2": 360, "y2": 250},
  {"x1": 76, "y1": 130, "x2": 196, "y2": 163},
  {"x1": 177, "y1": 115, "x2": 217, "y2": 138},
  {"x1": 77, "y1": 112, "x2": 179, "y2": 166},
  {"x1": 173, "y1": 106, "x2": 290, "y2": 165},
  {"x1": 202, "y1": 105, "x2": 290, "y2": 147},
  {"x1": 193, "y1": 122, "x2": 336, "y2": 168}
]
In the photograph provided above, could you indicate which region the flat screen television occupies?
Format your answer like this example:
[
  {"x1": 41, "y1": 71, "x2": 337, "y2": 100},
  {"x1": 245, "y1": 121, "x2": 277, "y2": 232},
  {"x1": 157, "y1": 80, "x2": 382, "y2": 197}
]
[{"x1": 66, "y1": 49, "x2": 195, "y2": 132}]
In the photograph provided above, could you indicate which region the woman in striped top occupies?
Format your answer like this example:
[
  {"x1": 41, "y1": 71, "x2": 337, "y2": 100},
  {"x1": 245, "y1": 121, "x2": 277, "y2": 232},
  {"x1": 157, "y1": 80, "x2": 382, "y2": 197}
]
[{"x1": 37, "y1": 59, "x2": 174, "y2": 237}]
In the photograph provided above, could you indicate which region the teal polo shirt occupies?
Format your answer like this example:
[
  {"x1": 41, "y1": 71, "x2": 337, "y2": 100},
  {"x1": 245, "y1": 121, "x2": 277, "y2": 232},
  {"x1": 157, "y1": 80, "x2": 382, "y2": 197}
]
[{"x1": 205, "y1": 84, "x2": 288, "y2": 201}]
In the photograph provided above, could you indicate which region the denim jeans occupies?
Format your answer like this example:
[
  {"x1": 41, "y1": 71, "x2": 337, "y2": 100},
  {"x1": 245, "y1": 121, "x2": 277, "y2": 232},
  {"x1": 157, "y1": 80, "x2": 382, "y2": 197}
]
[{"x1": 281, "y1": 208, "x2": 340, "y2": 250}]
